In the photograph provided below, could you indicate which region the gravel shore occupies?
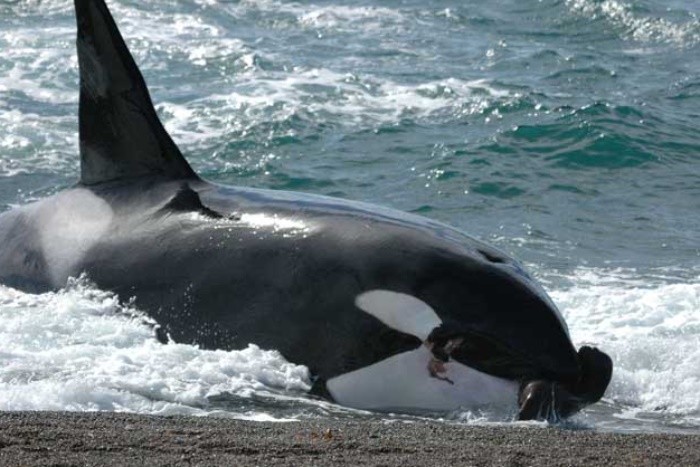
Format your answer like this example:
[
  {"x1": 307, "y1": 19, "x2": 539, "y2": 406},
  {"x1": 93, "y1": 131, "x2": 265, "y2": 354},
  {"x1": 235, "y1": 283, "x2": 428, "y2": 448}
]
[{"x1": 1, "y1": 412, "x2": 698, "y2": 466}]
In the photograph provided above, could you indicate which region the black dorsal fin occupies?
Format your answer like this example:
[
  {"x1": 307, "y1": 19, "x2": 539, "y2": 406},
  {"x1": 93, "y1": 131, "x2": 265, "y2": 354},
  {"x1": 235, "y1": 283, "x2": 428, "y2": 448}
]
[{"x1": 75, "y1": 0, "x2": 198, "y2": 185}]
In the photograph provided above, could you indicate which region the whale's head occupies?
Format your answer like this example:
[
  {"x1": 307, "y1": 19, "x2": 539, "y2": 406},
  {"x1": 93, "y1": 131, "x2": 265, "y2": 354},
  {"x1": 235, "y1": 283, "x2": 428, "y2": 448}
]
[{"x1": 347, "y1": 243, "x2": 612, "y2": 420}]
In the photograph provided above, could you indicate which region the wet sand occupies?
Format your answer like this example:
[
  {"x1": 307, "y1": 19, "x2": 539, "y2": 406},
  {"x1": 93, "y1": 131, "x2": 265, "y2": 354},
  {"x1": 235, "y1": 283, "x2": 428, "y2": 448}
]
[{"x1": 0, "y1": 412, "x2": 698, "y2": 466}]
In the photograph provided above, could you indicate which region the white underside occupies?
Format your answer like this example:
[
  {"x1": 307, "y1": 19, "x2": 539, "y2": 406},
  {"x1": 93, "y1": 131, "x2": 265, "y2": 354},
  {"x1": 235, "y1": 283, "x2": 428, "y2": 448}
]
[{"x1": 327, "y1": 346, "x2": 519, "y2": 412}]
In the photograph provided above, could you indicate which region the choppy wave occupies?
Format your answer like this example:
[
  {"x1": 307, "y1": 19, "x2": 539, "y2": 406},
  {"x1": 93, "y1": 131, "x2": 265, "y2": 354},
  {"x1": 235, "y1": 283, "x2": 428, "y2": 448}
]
[
  {"x1": 237, "y1": 0, "x2": 407, "y2": 31},
  {"x1": 159, "y1": 72, "x2": 514, "y2": 145},
  {"x1": 566, "y1": 0, "x2": 700, "y2": 46}
]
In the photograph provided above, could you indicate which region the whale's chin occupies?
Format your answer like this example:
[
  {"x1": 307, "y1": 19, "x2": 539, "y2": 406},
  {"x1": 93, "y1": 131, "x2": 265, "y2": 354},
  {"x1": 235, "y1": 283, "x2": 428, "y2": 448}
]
[{"x1": 518, "y1": 346, "x2": 614, "y2": 422}]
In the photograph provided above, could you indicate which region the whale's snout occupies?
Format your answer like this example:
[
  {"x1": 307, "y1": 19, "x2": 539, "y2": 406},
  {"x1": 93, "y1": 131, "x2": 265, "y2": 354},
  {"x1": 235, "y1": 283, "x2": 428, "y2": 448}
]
[{"x1": 517, "y1": 346, "x2": 613, "y2": 421}]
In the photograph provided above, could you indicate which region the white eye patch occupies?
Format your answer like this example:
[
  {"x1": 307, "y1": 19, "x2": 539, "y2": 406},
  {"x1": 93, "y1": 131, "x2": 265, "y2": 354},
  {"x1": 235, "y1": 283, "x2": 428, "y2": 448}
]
[
  {"x1": 355, "y1": 290, "x2": 442, "y2": 341},
  {"x1": 339, "y1": 290, "x2": 519, "y2": 412}
]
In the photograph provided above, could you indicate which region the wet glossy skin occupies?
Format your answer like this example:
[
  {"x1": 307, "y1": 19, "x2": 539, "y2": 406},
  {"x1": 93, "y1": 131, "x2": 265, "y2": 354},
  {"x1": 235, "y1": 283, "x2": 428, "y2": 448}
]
[{"x1": 0, "y1": 177, "x2": 579, "y2": 387}]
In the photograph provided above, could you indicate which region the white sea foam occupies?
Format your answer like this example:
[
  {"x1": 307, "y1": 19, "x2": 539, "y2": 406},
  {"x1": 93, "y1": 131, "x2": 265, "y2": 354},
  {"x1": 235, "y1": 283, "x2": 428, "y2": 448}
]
[
  {"x1": 0, "y1": 0, "x2": 72, "y2": 17},
  {"x1": 233, "y1": 0, "x2": 406, "y2": 31},
  {"x1": 158, "y1": 69, "x2": 514, "y2": 147},
  {"x1": 0, "y1": 277, "x2": 311, "y2": 418},
  {"x1": 552, "y1": 268, "x2": 700, "y2": 425},
  {"x1": 566, "y1": 0, "x2": 700, "y2": 46},
  {"x1": 0, "y1": 1, "x2": 512, "y2": 177},
  {"x1": 0, "y1": 109, "x2": 76, "y2": 177},
  {"x1": 0, "y1": 22, "x2": 77, "y2": 177},
  {"x1": 0, "y1": 26, "x2": 76, "y2": 105}
]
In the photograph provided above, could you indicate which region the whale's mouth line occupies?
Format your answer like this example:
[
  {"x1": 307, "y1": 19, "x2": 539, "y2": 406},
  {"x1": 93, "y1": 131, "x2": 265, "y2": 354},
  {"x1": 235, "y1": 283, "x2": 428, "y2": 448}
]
[
  {"x1": 425, "y1": 324, "x2": 547, "y2": 384},
  {"x1": 517, "y1": 346, "x2": 614, "y2": 422},
  {"x1": 422, "y1": 327, "x2": 613, "y2": 421},
  {"x1": 353, "y1": 289, "x2": 554, "y2": 383}
]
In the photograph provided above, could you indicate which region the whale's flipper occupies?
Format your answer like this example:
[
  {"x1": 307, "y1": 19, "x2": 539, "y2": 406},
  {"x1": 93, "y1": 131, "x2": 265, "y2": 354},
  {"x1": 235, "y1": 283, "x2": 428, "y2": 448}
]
[{"x1": 75, "y1": 0, "x2": 198, "y2": 185}]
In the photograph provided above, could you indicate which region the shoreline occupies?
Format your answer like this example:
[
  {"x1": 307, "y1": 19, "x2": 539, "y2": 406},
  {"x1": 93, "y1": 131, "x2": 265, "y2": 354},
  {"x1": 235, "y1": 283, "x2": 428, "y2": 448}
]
[{"x1": 1, "y1": 412, "x2": 699, "y2": 466}]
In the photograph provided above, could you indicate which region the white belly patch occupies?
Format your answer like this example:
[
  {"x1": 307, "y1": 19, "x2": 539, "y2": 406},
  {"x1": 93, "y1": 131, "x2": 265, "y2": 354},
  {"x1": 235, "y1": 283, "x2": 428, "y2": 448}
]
[{"x1": 327, "y1": 346, "x2": 518, "y2": 412}]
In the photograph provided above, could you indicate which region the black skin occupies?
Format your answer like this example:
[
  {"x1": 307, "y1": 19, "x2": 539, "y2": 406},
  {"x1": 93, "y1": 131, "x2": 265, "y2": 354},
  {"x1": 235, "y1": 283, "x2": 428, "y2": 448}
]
[{"x1": 68, "y1": 178, "x2": 581, "y2": 391}]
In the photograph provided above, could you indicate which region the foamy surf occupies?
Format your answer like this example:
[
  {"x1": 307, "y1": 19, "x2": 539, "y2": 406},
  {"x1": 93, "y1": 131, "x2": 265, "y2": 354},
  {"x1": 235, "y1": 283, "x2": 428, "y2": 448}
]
[
  {"x1": 551, "y1": 268, "x2": 700, "y2": 431},
  {"x1": 0, "y1": 276, "x2": 311, "y2": 420},
  {"x1": 566, "y1": 0, "x2": 700, "y2": 46},
  {"x1": 1, "y1": 268, "x2": 697, "y2": 432}
]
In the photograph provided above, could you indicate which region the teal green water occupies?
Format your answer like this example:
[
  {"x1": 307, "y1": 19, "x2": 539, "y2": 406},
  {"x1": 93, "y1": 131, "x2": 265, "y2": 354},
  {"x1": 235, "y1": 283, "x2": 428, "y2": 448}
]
[{"x1": 0, "y1": 0, "x2": 698, "y2": 432}]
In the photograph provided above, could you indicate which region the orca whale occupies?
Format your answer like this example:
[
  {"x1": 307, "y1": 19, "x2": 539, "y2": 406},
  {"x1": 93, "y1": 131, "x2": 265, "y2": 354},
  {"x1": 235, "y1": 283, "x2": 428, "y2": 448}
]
[{"x1": 0, "y1": 0, "x2": 612, "y2": 420}]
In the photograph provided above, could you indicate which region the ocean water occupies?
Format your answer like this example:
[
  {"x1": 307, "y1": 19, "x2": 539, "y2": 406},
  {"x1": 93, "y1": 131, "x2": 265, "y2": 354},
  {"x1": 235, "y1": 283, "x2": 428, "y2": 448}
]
[{"x1": 0, "y1": 0, "x2": 698, "y2": 433}]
